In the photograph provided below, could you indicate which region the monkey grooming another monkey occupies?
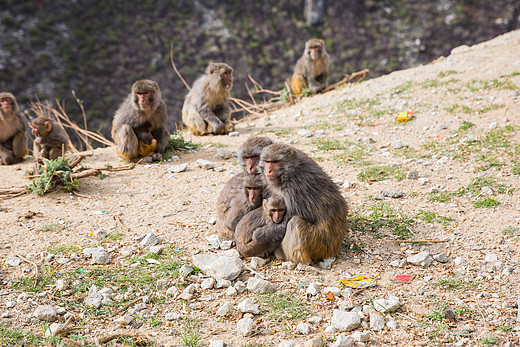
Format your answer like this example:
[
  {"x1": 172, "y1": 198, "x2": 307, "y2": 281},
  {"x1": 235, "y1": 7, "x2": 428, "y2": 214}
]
[
  {"x1": 259, "y1": 143, "x2": 348, "y2": 265},
  {"x1": 291, "y1": 38, "x2": 330, "y2": 95},
  {"x1": 235, "y1": 195, "x2": 287, "y2": 258},
  {"x1": 111, "y1": 80, "x2": 170, "y2": 162},
  {"x1": 215, "y1": 136, "x2": 274, "y2": 239},
  {"x1": 0, "y1": 92, "x2": 28, "y2": 165},
  {"x1": 182, "y1": 63, "x2": 234, "y2": 136},
  {"x1": 31, "y1": 116, "x2": 71, "y2": 160}
]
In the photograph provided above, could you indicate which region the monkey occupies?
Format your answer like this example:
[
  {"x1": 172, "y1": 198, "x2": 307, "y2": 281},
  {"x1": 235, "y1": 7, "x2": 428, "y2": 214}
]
[
  {"x1": 290, "y1": 38, "x2": 330, "y2": 95},
  {"x1": 259, "y1": 143, "x2": 348, "y2": 265},
  {"x1": 215, "y1": 136, "x2": 274, "y2": 239},
  {"x1": 134, "y1": 121, "x2": 157, "y2": 157},
  {"x1": 111, "y1": 80, "x2": 170, "y2": 163},
  {"x1": 182, "y1": 63, "x2": 235, "y2": 136},
  {"x1": 235, "y1": 195, "x2": 287, "y2": 258},
  {"x1": 0, "y1": 92, "x2": 28, "y2": 165},
  {"x1": 31, "y1": 116, "x2": 71, "y2": 160},
  {"x1": 216, "y1": 174, "x2": 264, "y2": 240}
]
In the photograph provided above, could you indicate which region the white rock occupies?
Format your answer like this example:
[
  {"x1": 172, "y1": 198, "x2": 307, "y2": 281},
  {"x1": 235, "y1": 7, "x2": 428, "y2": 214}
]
[
  {"x1": 236, "y1": 317, "x2": 254, "y2": 336},
  {"x1": 236, "y1": 299, "x2": 260, "y2": 314}
]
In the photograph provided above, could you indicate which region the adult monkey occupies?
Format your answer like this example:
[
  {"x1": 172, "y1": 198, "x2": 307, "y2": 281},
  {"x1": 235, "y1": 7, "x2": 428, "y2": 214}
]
[
  {"x1": 215, "y1": 136, "x2": 274, "y2": 239},
  {"x1": 235, "y1": 195, "x2": 287, "y2": 258},
  {"x1": 182, "y1": 63, "x2": 234, "y2": 136},
  {"x1": 260, "y1": 143, "x2": 348, "y2": 264},
  {"x1": 0, "y1": 92, "x2": 28, "y2": 165},
  {"x1": 290, "y1": 38, "x2": 330, "y2": 95},
  {"x1": 111, "y1": 80, "x2": 170, "y2": 162},
  {"x1": 31, "y1": 116, "x2": 71, "y2": 160}
]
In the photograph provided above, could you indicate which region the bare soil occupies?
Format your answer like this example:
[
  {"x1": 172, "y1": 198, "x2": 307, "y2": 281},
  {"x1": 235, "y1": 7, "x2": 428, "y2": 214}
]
[{"x1": 1, "y1": 30, "x2": 520, "y2": 346}]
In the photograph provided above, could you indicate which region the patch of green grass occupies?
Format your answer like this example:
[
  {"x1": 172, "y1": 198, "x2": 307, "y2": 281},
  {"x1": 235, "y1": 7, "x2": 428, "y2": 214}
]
[
  {"x1": 438, "y1": 70, "x2": 457, "y2": 78},
  {"x1": 0, "y1": 324, "x2": 44, "y2": 346},
  {"x1": 435, "y1": 277, "x2": 476, "y2": 292},
  {"x1": 349, "y1": 202, "x2": 414, "y2": 239},
  {"x1": 425, "y1": 309, "x2": 445, "y2": 322},
  {"x1": 27, "y1": 157, "x2": 80, "y2": 195},
  {"x1": 444, "y1": 103, "x2": 473, "y2": 114},
  {"x1": 206, "y1": 142, "x2": 228, "y2": 148},
  {"x1": 500, "y1": 71, "x2": 520, "y2": 78},
  {"x1": 358, "y1": 165, "x2": 405, "y2": 182},
  {"x1": 106, "y1": 231, "x2": 124, "y2": 241},
  {"x1": 334, "y1": 141, "x2": 370, "y2": 166},
  {"x1": 458, "y1": 177, "x2": 515, "y2": 196},
  {"x1": 256, "y1": 292, "x2": 309, "y2": 321},
  {"x1": 39, "y1": 223, "x2": 66, "y2": 232},
  {"x1": 456, "y1": 120, "x2": 475, "y2": 132},
  {"x1": 475, "y1": 153, "x2": 504, "y2": 171},
  {"x1": 416, "y1": 210, "x2": 452, "y2": 226},
  {"x1": 420, "y1": 78, "x2": 458, "y2": 89},
  {"x1": 258, "y1": 128, "x2": 290, "y2": 136},
  {"x1": 481, "y1": 336, "x2": 499, "y2": 346},
  {"x1": 473, "y1": 197, "x2": 500, "y2": 208},
  {"x1": 47, "y1": 244, "x2": 81, "y2": 255},
  {"x1": 466, "y1": 79, "x2": 517, "y2": 91},
  {"x1": 427, "y1": 191, "x2": 453, "y2": 203},
  {"x1": 13, "y1": 271, "x2": 54, "y2": 293},
  {"x1": 336, "y1": 97, "x2": 394, "y2": 120},
  {"x1": 497, "y1": 324, "x2": 513, "y2": 333},
  {"x1": 391, "y1": 81, "x2": 415, "y2": 94},
  {"x1": 179, "y1": 317, "x2": 201, "y2": 347},
  {"x1": 164, "y1": 133, "x2": 199, "y2": 160},
  {"x1": 313, "y1": 138, "x2": 346, "y2": 151},
  {"x1": 502, "y1": 226, "x2": 520, "y2": 239}
]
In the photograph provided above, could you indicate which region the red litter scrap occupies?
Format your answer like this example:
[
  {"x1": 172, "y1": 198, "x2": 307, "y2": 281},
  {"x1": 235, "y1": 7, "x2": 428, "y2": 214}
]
[{"x1": 394, "y1": 275, "x2": 413, "y2": 282}]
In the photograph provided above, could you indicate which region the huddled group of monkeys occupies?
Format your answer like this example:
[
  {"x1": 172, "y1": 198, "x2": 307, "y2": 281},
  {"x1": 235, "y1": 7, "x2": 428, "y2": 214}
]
[
  {"x1": 217, "y1": 136, "x2": 348, "y2": 265},
  {"x1": 0, "y1": 38, "x2": 329, "y2": 165},
  {"x1": 0, "y1": 39, "x2": 345, "y2": 264}
]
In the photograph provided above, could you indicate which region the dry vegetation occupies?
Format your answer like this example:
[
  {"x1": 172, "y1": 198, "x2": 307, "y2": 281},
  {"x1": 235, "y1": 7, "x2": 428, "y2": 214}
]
[{"x1": 0, "y1": 31, "x2": 520, "y2": 346}]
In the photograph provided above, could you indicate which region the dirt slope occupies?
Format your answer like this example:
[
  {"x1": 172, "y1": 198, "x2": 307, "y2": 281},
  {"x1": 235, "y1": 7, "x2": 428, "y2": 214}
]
[{"x1": 1, "y1": 30, "x2": 520, "y2": 346}]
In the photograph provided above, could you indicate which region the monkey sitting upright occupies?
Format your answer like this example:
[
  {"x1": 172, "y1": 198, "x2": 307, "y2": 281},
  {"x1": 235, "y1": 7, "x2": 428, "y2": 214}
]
[
  {"x1": 235, "y1": 195, "x2": 287, "y2": 259},
  {"x1": 111, "y1": 79, "x2": 170, "y2": 163},
  {"x1": 291, "y1": 38, "x2": 330, "y2": 95},
  {"x1": 0, "y1": 92, "x2": 28, "y2": 165},
  {"x1": 215, "y1": 136, "x2": 274, "y2": 240},
  {"x1": 182, "y1": 63, "x2": 235, "y2": 136},
  {"x1": 31, "y1": 116, "x2": 71, "y2": 160}
]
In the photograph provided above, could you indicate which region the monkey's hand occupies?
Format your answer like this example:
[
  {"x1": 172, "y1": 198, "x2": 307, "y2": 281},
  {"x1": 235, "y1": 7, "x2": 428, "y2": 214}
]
[{"x1": 151, "y1": 152, "x2": 163, "y2": 161}]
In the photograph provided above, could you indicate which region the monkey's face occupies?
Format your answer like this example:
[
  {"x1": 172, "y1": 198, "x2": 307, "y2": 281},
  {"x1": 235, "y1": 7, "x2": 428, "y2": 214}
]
[
  {"x1": 0, "y1": 97, "x2": 13, "y2": 113},
  {"x1": 221, "y1": 69, "x2": 233, "y2": 89},
  {"x1": 308, "y1": 45, "x2": 322, "y2": 60},
  {"x1": 243, "y1": 155, "x2": 260, "y2": 174},
  {"x1": 263, "y1": 159, "x2": 282, "y2": 180},
  {"x1": 270, "y1": 208, "x2": 286, "y2": 224},
  {"x1": 31, "y1": 120, "x2": 52, "y2": 137},
  {"x1": 136, "y1": 91, "x2": 152, "y2": 109},
  {"x1": 246, "y1": 186, "x2": 263, "y2": 207}
]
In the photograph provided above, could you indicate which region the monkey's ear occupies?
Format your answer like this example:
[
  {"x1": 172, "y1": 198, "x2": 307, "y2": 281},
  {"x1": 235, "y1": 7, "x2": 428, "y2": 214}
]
[
  {"x1": 262, "y1": 199, "x2": 267, "y2": 209},
  {"x1": 207, "y1": 63, "x2": 217, "y2": 74},
  {"x1": 44, "y1": 121, "x2": 52, "y2": 132}
]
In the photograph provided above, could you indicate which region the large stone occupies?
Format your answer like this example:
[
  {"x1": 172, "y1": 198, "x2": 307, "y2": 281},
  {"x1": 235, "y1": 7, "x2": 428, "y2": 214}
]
[
  {"x1": 216, "y1": 302, "x2": 233, "y2": 317},
  {"x1": 33, "y1": 305, "x2": 58, "y2": 322},
  {"x1": 369, "y1": 312, "x2": 385, "y2": 331},
  {"x1": 236, "y1": 317, "x2": 254, "y2": 336},
  {"x1": 331, "y1": 334, "x2": 353, "y2": 347},
  {"x1": 236, "y1": 299, "x2": 260, "y2": 314},
  {"x1": 373, "y1": 296, "x2": 400, "y2": 313},
  {"x1": 140, "y1": 233, "x2": 159, "y2": 246},
  {"x1": 407, "y1": 252, "x2": 433, "y2": 267},
  {"x1": 91, "y1": 249, "x2": 111, "y2": 265},
  {"x1": 192, "y1": 253, "x2": 243, "y2": 281},
  {"x1": 5, "y1": 257, "x2": 21, "y2": 267},
  {"x1": 246, "y1": 276, "x2": 277, "y2": 293},
  {"x1": 331, "y1": 309, "x2": 360, "y2": 331}
]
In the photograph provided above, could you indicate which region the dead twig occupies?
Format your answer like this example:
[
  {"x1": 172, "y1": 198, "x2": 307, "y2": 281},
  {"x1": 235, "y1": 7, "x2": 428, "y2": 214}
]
[
  {"x1": 16, "y1": 254, "x2": 40, "y2": 286},
  {"x1": 170, "y1": 44, "x2": 191, "y2": 91},
  {"x1": 114, "y1": 214, "x2": 130, "y2": 232},
  {"x1": 167, "y1": 221, "x2": 196, "y2": 228},
  {"x1": 113, "y1": 296, "x2": 144, "y2": 316},
  {"x1": 322, "y1": 69, "x2": 370, "y2": 93},
  {"x1": 97, "y1": 332, "x2": 152, "y2": 345}
]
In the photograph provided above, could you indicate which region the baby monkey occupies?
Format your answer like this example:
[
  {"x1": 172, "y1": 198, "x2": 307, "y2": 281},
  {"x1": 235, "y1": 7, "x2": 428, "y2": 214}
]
[
  {"x1": 31, "y1": 116, "x2": 71, "y2": 160},
  {"x1": 235, "y1": 195, "x2": 287, "y2": 258}
]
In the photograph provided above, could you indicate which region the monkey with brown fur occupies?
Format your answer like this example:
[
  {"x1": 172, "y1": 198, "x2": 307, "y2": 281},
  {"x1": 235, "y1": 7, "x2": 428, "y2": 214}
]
[
  {"x1": 111, "y1": 80, "x2": 170, "y2": 162},
  {"x1": 259, "y1": 143, "x2": 348, "y2": 265},
  {"x1": 291, "y1": 38, "x2": 330, "y2": 95},
  {"x1": 235, "y1": 195, "x2": 287, "y2": 258},
  {"x1": 0, "y1": 92, "x2": 28, "y2": 165},
  {"x1": 31, "y1": 116, "x2": 71, "y2": 160},
  {"x1": 216, "y1": 174, "x2": 264, "y2": 240},
  {"x1": 182, "y1": 63, "x2": 234, "y2": 136},
  {"x1": 215, "y1": 136, "x2": 274, "y2": 239}
]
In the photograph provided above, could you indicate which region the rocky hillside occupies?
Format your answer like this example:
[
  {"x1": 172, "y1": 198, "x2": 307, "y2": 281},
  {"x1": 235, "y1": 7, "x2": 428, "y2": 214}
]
[
  {"x1": 1, "y1": 0, "x2": 519, "y2": 140},
  {"x1": 0, "y1": 30, "x2": 519, "y2": 346}
]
